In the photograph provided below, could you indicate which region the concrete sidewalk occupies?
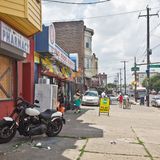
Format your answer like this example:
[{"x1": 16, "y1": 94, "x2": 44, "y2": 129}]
[
  {"x1": 0, "y1": 104, "x2": 160, "y2": 160},
  {"x1": 63, "y1": 104, "x2": 160, "y2": 160}
]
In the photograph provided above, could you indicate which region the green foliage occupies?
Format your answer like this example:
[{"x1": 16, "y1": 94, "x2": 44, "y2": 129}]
[
  {"x1": 142, "y1": 74, "x2": 160, "y2": 92},
  {"x1": 107, "y1": 83, "x2": 117, "y2": 89}
]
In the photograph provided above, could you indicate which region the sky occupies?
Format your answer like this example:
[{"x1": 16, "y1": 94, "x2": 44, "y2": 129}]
[{"x1": 42, "y1": 0, "x2": 160, "y2": 84}]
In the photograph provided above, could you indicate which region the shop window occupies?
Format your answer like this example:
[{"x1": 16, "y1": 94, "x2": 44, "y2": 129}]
[{"x1": 0, "y1": 55, "x2": 13, "y2": 100}]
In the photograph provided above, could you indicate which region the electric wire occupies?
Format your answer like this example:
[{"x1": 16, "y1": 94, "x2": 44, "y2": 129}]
[
  {"x1": 43, "y1": 7, "x2": 160, "y2": 23},
  {"x1": 42, "y1": 0, "x2": 110, "y2": 5}
]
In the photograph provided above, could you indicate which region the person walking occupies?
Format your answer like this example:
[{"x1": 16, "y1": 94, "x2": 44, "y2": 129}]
[
  {"x1": 101, "y1": 91, "x2": 106, "y2": 98},
  {"x1": 73, "y1": 89, "x2": 81, "y2": 113},
  {"x1": 118, "y1": 93, "x2": 123, "y2": 108}
]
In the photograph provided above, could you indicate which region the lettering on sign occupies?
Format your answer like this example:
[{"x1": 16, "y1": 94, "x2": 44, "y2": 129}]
[
  {"x1": 53, "y1": 46, "x2": 75, "y2": 70},
  {"x1": 0, "y1": 21, "x2": 30, "y2": 54}
]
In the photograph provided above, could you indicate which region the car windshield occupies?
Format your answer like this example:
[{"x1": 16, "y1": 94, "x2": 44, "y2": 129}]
[{"x1": 84, "y1": 92, "x2": 98, "y2": 97}]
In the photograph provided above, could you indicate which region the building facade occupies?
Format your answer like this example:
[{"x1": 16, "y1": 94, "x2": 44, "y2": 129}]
[
  {"x1": 91, "y1": 53, "x2": 98, "y2": 76},
  {"x1": 35, "y1": 24, "x2": 75, "y2": 110},
  {"x1": 0, "y1": 1, "x2": 42, "y2": 119},
  {"x1": 54, "y1": 21, "x2": 98, "y2": 91}
]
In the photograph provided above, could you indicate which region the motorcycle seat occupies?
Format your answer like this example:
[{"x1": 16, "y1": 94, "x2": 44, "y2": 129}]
[{"x1": 40, "y1": 109, "x2": 57, "y2": 119}]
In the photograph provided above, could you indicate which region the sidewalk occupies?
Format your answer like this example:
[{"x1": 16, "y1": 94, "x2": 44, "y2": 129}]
[
  {"x1": 63, "y1": 104, "x2": 160, "y2": 160},
  {"x1": 0, "y1": 104, "x2": 160, "y2": 160}
]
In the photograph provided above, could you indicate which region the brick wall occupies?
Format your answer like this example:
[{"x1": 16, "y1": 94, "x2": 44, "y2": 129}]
[{"x1": 54, "y1": 21, "x2": 85, "y2": 70}]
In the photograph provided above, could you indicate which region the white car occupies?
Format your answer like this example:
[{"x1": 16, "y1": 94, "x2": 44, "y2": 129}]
[
  {"x1": 151, "y1": 97, "x2": 160, "y2": 107},
  {"x1": 82, "y1": 91, "x2": 99, "y2": 106},
  {"x1": 107, "y1": 94, "x2": 118, "y2": 104}
]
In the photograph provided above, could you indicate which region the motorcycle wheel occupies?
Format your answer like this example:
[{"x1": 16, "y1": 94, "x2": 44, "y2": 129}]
[
  {"x1": 46, "y1": 119, "x2": 63, "y2": 137},
  {"x1": 0, "y1": 120, "x2": 16, "y2": 144}
]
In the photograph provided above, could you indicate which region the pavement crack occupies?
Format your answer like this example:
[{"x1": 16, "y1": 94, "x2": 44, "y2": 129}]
[
  {"x1": 131, "y1": 126, "x2": 154, "y2": 160},
  {"x1": 84, "y1": 150, "x2": 150, "y2": 158},
  {"x1": 58, "y1": 135, "x2": 88, "y2": 139},
  {"x1": 77, "y1": 138, "x2": 89, "y2": 160}
]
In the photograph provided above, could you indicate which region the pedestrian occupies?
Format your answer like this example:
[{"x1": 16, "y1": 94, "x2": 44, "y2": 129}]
[
  {"x1": 118, "y1": 93, "x2": 123, "y2": 108},
  {"x1": 73, "y1": 89, "x2": 81, "y2": 113},
  {"x1": 101, "y1": 91, "x2": 106, "y2": 98}
]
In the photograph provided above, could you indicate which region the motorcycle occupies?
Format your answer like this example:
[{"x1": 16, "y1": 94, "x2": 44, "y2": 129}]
[{"x1": 0, "y1": 97, "x2": 65, "y2": 144}]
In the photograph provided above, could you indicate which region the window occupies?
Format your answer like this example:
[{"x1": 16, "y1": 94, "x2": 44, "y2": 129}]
[
  {"x1": 86, "y1": 42, "x2": 89, "y2": 48},
  {"x1": 85, "y1": 37, "x2": 92, "y2": 49},
  {"x1": 0, "y1": 55, "x2": 13, "y2": 100},
  {"x1": 85, "y1": 58, "x2": 92, "y2": 69}
]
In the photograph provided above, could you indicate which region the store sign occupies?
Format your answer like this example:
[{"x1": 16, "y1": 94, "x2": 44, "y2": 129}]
[
  {"x1": 54, "y1": 46, "x2": 75, "y2": 70},
  {"x1": 48, "y1": 23, "x2": 55, "y2": 54},
  {"x1": 0, "y1": 21, "x2": 30, "y2": 54}
]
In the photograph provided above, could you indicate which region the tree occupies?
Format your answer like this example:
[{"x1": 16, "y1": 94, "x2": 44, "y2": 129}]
[
  {"x1": 142, "y1": 74, "x2": 160, "y2": 92},
  {"x1": 107, "y1": 83, "x2": 117, "y2": 89}
]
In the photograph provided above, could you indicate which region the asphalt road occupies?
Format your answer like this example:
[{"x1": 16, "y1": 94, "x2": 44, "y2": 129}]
[{"x1": 0, "y1": 107, "x2": 103, "y2": 160}]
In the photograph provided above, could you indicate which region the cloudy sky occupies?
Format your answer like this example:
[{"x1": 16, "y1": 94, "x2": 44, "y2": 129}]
[{"x1": 42, "y1": 0, "x2": 160, "y2": 83}]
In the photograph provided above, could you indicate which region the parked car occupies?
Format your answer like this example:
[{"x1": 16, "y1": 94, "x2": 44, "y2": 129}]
[
  {"x1": 107, "y1": 94, "x2": 118, "y2": 105},
  {"x1": 82, "y1": 90, "x2": 99, "y2": 106},
  {"x1": 151, "y1": 97, "x2": 160, "y2": 107}
]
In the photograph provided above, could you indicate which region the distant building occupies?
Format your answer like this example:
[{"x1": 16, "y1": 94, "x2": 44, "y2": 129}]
[
  {"x1": 91, "y1": 53, "x2": 98, "y2": 77},
  {"x1": 91, "y1": 73, "x2": 107, "y2": 88}
]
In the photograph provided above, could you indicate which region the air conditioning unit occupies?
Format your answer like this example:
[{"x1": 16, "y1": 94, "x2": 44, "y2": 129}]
[
  {"x1": 38, "y1": 78, "x2": 50, "y2": 84},
  {"x1": 35, "y1": 84, "x2": 58, "y2": 111}
]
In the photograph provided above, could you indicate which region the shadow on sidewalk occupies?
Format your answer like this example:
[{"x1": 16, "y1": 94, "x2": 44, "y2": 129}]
[{"x1": 0, "y1": 108, "x2": 103, "y2": 160}]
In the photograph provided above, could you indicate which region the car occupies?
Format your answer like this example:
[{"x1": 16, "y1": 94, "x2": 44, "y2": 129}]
[
  {"x1": 107, "y1": 94, "x2": 118, "y2": 105},
  {"x1": 82, "y1": 90, "x2": 99, "y2": 106},
  {"x1": 151, "y1": 96, "x2": 160, "y2": 107}
]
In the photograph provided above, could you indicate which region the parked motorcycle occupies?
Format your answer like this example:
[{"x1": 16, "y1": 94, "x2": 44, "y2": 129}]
[{"x1": 0, "y1": 97, "x2": 65, "y2": 144}]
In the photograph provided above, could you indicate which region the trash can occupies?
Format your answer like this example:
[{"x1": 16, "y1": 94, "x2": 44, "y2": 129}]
[{"x1": 140, "y1": 97, "x2": 144, "y2": 105}]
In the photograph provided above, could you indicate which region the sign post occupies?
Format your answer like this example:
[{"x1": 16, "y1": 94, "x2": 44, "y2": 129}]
[
  {"x1": 131, "y1": 67, "x2": 140, "y2": 71},
  {"x1": 149, "y1": 64, "x2": 160, "y2": 68},
  {"x1": 99, "y1": 97, "x2": 110, "y2": 116}
]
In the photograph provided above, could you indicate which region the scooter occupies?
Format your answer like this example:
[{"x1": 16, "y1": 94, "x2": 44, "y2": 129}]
[{"x1": 0, "y1": 97, "x2": 65, "y2": 144}]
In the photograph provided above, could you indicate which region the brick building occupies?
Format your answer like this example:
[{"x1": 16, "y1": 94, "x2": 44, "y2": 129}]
[
  {"x1": 54, "y1": 21, "x2": 98, "y2": 90},
  {"x1": 54, "y1": 21, "x2": 84, "y2": 71}
]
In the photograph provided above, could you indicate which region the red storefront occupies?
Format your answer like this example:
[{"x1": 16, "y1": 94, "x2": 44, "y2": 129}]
[{"x1": 0, "y1": 22, "x2": 34, "y2": 119}]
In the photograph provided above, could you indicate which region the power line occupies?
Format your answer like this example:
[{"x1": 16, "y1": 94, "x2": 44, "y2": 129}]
[
  {"x1": 42, "y1": 0, "x2": 110, "y2": 5},
  {"x1": 43, "y1": 7, "x2": 160, "y2": 23},
  {"x1": 151, "y1": 43, "x2": 160, "y2": 50}
]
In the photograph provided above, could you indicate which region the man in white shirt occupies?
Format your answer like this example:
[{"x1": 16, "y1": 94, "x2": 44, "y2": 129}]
[{"x1": 101, "y1": 91, "x2": 106, "y2": 98}]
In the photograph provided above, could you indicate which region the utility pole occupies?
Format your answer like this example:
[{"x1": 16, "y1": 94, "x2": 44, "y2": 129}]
[
  {"x1": 117, "y1": 73, "x2": 119, "y2": 94},
  {"x1": 119, "y1": 68, "x2": 122, "y2": 94},
  {"x1": 134, "y1": 57, "x2": 137, "y2": 102},
  {"x1": 121, "y1": 61, "x2": 127, "y2": 95},
  {"x1": 139, "y1": 7, "x2": 158, "y2": 106}
]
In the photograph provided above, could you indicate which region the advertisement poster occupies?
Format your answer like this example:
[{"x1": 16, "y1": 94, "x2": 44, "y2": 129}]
[{"x1": 99, "y1": 98, "x2": 110, "y2": 116}]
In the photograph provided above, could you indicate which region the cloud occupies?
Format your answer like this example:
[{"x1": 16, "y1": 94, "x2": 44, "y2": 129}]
[{"x1": 42, "y1": 0, "x2": 160, "y2": 83}]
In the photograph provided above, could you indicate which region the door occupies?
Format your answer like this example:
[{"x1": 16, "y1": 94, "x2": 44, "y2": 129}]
[{"x1": 22, "y1": 63, "x2": 31, "y2": 102}]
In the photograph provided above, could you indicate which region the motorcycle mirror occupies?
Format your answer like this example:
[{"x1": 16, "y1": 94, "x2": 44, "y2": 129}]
[{"x1": 35, "y1": 100, "x2": 39, "y2": 103}]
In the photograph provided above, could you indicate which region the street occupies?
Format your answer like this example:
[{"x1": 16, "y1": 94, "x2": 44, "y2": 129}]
[{"x1": 0, "y1": 104, "x2": 160, "y2": 160}]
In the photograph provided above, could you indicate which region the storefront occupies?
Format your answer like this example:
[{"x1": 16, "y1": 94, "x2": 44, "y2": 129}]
[
  {"x1": 0, "y1": 21, "x2": 33, "y2": 119},
  {"x1": 0, "y1": 0, "x2": 42, "y2": 119},
  {"x1": 35, "y1": 24, "x2": 75, "y2": 109}
]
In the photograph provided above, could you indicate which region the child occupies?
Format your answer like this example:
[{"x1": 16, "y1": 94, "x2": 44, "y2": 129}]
[
  {"x1": 57, "y1": 100, "x2": 65, "y2": 115},
  {"x1": 73, "y1": 91, "x2": 81, "y2": 113}
]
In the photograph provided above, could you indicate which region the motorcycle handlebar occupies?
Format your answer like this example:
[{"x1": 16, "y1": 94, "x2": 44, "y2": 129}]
[{"x1": 16, "y1": 97, "x2": 40, "y2": 108}]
